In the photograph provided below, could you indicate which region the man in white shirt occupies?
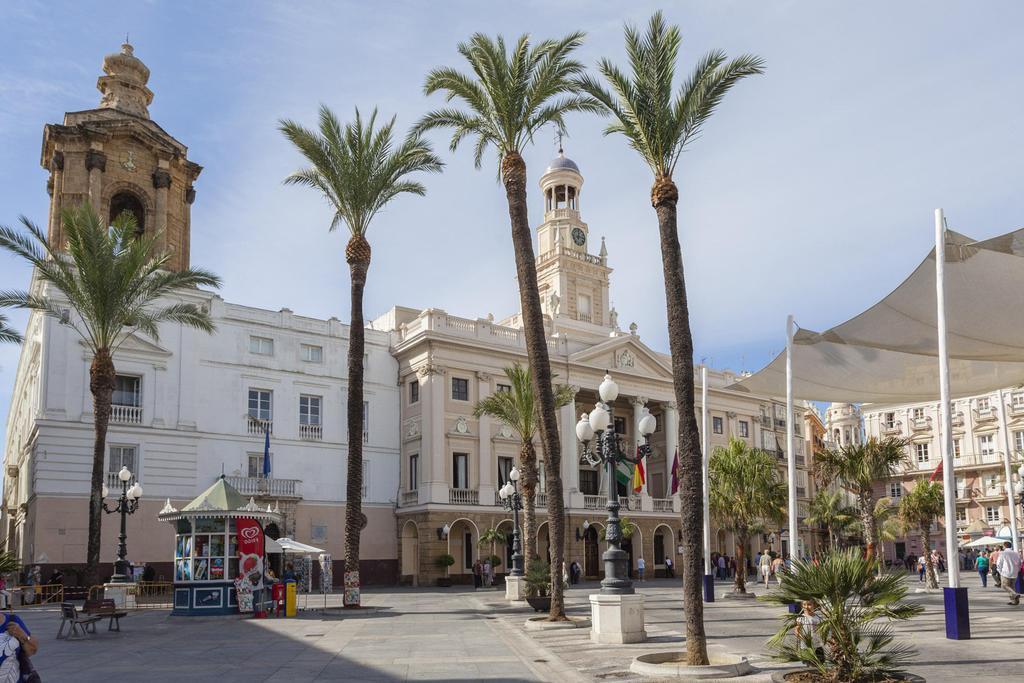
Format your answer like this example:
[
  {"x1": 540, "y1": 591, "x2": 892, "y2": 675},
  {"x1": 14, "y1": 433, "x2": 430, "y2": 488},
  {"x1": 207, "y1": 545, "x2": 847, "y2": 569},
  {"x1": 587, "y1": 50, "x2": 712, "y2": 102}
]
[
  {"x1": 996, "y1": 541, "x2": 1022, "y2": 605},
  {"x1": 636, "y1": 557, "x2": 646, "y2": 581}
]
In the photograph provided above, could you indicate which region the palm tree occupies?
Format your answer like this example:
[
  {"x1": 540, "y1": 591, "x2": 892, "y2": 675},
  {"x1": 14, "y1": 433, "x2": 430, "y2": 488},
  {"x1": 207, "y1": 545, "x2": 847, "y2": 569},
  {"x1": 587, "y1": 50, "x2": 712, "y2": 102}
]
[
  {"x1": 898, "y1": 480, "x2": 944, "y2": 589},
  {"x1": 0, "y1": 204, "x2": 220, "y2": 585},
  {"x1": 814, "y1": 437, "x2": 909, "y2": 562},
  {"x1": 279, "y1": 106, "x2": 442, "y2": 607},
  {"x1": 473, "y1": 364, "x2": 575, "y2": 560},
  {"x1": 708, "y1": 439, "x2": 786, "y2": 595},
  {"x1": 0, "y1": 312, "x2": 21, "y2": 344},
  {"x1": 419, "y1": 33, "x2": 598, "y2": 621},
  {"x1": 578, "y1": 12, "x2": 764, "y2": 662},
  {"x1": 805, "y1": 490, "x2": 857, "y2": 550},
  {"x1": 479, "y1": 526, "x2": 506, "y2": 568}
]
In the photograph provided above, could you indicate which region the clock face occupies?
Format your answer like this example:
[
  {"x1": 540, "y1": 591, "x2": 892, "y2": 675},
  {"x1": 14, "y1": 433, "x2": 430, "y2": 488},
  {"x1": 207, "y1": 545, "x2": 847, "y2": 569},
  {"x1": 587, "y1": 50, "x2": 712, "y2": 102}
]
[{"x1": 571, "y1": 227, "x2": 586, "y2": 246}]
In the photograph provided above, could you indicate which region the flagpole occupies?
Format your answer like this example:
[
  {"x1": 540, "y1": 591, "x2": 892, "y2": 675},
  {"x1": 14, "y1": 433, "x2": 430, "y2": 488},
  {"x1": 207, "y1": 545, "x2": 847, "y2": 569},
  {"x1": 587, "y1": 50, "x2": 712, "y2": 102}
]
[
  {"x1": 936, "y1": 207, "x2": 969, "y2": 639},
  {"x1": 786, "y1": 315, "x2": 798, "y2": 564},
  {"x1": 996, "y1": 388, "x2": 1020, "y2": 553},
  {"x1": 701, "y1": 365, "x2": 713, "y2": 601}
]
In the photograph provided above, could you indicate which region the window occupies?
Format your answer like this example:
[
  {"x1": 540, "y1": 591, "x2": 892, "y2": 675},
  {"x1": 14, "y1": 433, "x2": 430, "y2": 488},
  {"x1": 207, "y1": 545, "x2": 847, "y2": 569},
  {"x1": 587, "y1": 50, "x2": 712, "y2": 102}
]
[
  {"x1": 1015, "y1": 430, "x2": 1024, "y2": 454},
  {"x1": 977, "y1": 397, "x2": 990, "y2": 411},
  {"x1": 409, "y1": 380, "x2": 419, "y2": 404},
  {"x1": 955, "y1": 476, "x2": 966, "y2": 498},
  {"x1": 984, "y1": 474, "x2": 1000, "y2": 493},
  {"x1": 496, "y1": 384, "x2": 512, "y2": 394},
  {"x1": 109, "y1": 191, "x2": 145, "y2": 233},
  {"x1": 979, "y1": 434, "x2": 995, "y2": 456},
  {"x1": 248, "y1": 452, "x2": 272, "y2": 478},
  {"x1": 108, "y1": 445, "x2": 137, "y2": 485},
  {"x1": 464, "y1": 531, "x2": 473, "y2": 570},
  {"x1": 299, "y1": 395, "x2": 321, "y2": 425},
  {"x1": 614, "y1": 417, "x2": 627, "y2": 435},
  {"x1": 955, "y1": 507, "x2": 968, "y2": 524},
  {"x1": 249, "y1": 336, "x2": 273, "y2": 355},
  {"x1": 1013, "y1": 392, "x2": 1024, "y2": 409},
  {"x1": 579, "y1": 469, "x2": 599, "y2": 495},
  {"x1": 761, "y1": 431, "x2": 776, "y2": 451},
  {"x1": 915, "y1": 443, "x2": 930, "y2": 463},
  {"x1": 363, "y1": 401, "x2": 369, "y2": 443},
  {"x1": 248, "y1": 389, "x2": 272, "y2": 421},
  {"x1": 112, "y1": 375, "x2": 141, "y2": 407},
  {"x1": 451, "y1": 377, "x2": 469, "y2": 401},
  {"x1": 888, "y1": 482, "x2": 902, "y2": 499},
  {"x1": 912, "y1": 407, "x2": 925, "y2": 420},
  {"x1": 362, "y1": 459, "x2": 369, "y2": 499},
  {"x1": 712, "y1": 416, "x2": 723, "y2": 434},
  {"x1": 409, "y1": 454, "x2": 418, "y2": 491},
  {"x1": 497, "y1": 457, "x2": 514, "y2": 487},
  {"x1": 175, "y1": 517, "x2": 235, "y2": 584},
  {"x1": 301, "y1": 344, "x2": 322, "y2": 363},
  {"x1": 452, "y1": 452, "x2": 469, "y2": 489},
  {"x1": 883, "y1": 412, "x2": 895, "y2": 428},
  {"x1": 577, "y1": 293, "x2": 592, "y2": 321},
  {"x1": 986, "y1": 506, "x2": 1001, "y2": 523},
  {"x1": 953, "y1": 439, "x2": 962, "y2": 459}
]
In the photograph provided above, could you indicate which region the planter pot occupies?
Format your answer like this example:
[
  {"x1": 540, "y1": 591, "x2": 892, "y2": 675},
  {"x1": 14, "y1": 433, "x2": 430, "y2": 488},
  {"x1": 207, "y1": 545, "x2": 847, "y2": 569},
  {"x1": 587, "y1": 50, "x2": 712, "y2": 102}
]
[
  {"x1": 436, "y1": 577, "x2": 453, "y2": 587},
  {"x1": 630, "y1": 651, "x2": 753, "y2": 679},
  {"x1": 525, "y1": 596, "x2": 551, "y2": 612},
  {"x1": 770, "y1": 669, "x2": 925, "y2": 682}
]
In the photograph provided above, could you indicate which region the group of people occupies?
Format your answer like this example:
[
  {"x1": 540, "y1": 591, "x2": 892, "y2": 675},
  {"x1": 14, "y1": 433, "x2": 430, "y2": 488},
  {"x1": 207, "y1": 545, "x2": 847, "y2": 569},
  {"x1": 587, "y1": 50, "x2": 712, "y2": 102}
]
[
  {"x1": 973, "y1": 542, "x2": 1023, "y2": 605},
  {"x1": 471, "y1": 559, "x2": 496, "y2": 588},
  {"x1": 755, "y1": 551, "x2": 788, "y2": 588},
  {"x1": 709, "y1": 552, "x2": 739, "y2": 580},
  {"x1": 908, "y1": 549, "x2": 946, "y2": 583}
]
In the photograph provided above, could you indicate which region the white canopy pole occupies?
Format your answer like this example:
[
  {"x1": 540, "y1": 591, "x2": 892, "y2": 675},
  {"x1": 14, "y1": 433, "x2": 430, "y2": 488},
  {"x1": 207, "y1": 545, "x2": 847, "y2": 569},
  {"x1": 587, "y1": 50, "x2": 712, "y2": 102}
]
[
  {"x1": 935, "y1": 208, "x2": 960, "y2": 589},
  {"x1": 786, "y1": 315, "x2": 798, "y2": 562},
  {"x1": 996, "y1": 388, "x2": 1020, "y2": 553},
  {"x1": 702, "y1": 365, "x2": 712, "y2": 576}
]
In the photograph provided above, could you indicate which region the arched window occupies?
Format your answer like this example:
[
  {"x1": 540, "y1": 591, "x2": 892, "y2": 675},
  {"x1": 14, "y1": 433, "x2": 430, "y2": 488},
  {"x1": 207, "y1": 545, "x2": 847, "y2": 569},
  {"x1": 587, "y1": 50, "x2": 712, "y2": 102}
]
[{"x1": 109, "y1": 192, "x2": 145, "y2": 234}]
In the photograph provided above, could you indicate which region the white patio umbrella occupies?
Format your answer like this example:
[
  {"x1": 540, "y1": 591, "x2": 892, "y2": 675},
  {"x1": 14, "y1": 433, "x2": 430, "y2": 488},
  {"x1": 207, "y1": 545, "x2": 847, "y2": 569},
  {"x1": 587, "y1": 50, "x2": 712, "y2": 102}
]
[{"x1": 961, "y1": 536, "x2": 1009, "y2": 549}]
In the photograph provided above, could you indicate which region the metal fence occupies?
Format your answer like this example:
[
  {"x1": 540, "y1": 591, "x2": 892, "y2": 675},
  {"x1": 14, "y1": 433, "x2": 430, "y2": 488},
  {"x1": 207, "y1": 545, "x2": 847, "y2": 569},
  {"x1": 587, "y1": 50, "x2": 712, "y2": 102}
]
[
  {"x1": 86, "y1": 581, "x2": 173, "y2": 608},
  {"x1": 3, "y1": 583, "x2": 63, "y2": 608}
]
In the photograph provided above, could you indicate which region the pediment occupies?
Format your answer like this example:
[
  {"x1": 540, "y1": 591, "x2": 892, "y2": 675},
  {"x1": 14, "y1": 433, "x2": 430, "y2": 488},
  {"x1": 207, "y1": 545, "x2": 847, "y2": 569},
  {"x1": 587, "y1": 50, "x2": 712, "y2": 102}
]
[
  {"x1": 79, "y1": 332, "x2": 172, "y2": 358},
  {"x1": 569, "y1": 336, "x2": 673, "y2": 380}
]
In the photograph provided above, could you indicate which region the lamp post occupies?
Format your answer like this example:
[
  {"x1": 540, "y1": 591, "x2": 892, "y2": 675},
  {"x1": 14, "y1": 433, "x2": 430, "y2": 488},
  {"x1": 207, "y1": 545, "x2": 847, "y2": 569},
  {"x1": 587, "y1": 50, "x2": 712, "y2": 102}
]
[
  {"x1": 102, "y1": 466, "x2": 143, "y2": 582},
  {"x1": 498, "y1": 467, "x2": 525, "y2": 577},
  {"x1": 576, "y1": 373, "x2": 656, "y2": 594}
]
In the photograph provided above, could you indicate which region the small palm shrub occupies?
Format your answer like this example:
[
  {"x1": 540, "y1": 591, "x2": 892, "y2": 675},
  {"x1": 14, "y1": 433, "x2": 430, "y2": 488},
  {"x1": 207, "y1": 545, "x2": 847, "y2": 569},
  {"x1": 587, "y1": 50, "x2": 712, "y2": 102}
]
[
  {"x1": 760, "y1": 549, "x2": 923, "y2": 682},
  {"x1": 436, "y1": 554, "x2": 455, "y2": 569},
  {"x1": 599, "y1": 518, "x2": 635, "y2": 541},
  {"x1": 525, "y1": 559, "x2": 551, "y2": 598}
]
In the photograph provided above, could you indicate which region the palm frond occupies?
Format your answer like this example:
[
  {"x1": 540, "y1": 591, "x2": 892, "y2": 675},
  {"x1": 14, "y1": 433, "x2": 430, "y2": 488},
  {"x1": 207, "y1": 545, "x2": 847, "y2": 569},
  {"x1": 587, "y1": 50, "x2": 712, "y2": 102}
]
[{"x1": 0, "y1": 312, "x2": 22, "y2": 344}]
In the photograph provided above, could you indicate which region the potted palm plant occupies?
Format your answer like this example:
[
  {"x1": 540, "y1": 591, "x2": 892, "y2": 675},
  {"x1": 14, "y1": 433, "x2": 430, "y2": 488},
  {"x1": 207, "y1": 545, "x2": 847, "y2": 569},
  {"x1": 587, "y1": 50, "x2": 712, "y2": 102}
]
[
  {"x1": 435, "y1": 554, "x2": 455, "y2": 587},
  {"x1": 760, "y1": 549, "x2": 925, "y2": 682},
  {"x1": 524, "y1": 559, "x2": 552, "y2": 612}
]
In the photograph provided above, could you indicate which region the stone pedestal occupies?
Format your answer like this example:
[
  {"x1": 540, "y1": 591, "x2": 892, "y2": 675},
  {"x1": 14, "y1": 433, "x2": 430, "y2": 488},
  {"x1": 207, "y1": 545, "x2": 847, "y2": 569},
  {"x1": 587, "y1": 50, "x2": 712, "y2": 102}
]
[
  {"x1": 103, "y1": 583, "x2": 130, "y2": 609},
  {"x1": 590, "y1": 593, "x2": 646, "y2": 644},
  {"x1": 505, "y1": 575, "x2": 526, "y2": 601}
]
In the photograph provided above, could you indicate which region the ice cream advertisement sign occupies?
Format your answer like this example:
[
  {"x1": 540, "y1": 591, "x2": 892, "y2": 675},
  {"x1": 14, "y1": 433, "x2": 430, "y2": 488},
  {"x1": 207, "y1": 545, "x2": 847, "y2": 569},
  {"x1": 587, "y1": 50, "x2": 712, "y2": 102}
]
[{"x1": 237, "y1": 517, "x2": 265, "y2": 591}]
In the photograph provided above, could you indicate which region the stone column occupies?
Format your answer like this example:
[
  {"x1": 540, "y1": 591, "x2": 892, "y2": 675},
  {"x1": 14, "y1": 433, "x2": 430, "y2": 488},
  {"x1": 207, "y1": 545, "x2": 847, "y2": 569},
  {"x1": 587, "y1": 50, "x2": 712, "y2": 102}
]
[
  {"x1": 632, "y1": 397, "x2": 652, "y2": 509},
  {"x1": 47, "y1": 152, "x2": 65, "y2": 245},
  {"x1": 152, "y1": 165, "x2": 171, "y2": 257},
  {"x1": 85, "y1": 149, "x2": 106, "y2": 209},
  {"x1": 419, "y1": 364, "x2": 447, "y2": 504},
  {"x1": 560, "y1": 388, "x2": 580, "y2": 505},
  {"x1": 477, "y1": 372, "x2": 495, "y2": 506},
  {"x1": 664, "y1": 403, "x2": 678, "y2": 502}
]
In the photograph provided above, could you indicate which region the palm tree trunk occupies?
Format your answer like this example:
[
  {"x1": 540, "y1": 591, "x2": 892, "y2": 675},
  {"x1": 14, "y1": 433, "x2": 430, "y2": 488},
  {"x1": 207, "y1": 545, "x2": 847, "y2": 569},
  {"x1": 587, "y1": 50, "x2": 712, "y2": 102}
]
[
  {"x1": 86, "y1": 348, "x2": 116, "y2": 587},
  {"x1": 502, "y1": 152, "x2": 567, "y2": 621},
  {"x1": 652, "y1": 177, "x2": 708, "y2": 665},
  {"x1": 860, "y1": 493, "x2": 876, "y2": 561},
  {"x1": 734, "y1": 531, "x2": 748, "y2": 593},
  {"x1": 343, "y1": 236, "x2": 370, "y2": 608},
  {"x1": 921, "y1": 530, "x2": 937, "y2": 589},
  {"x1": 521, "y1": 441, "x2": 538, "y2": 561}
]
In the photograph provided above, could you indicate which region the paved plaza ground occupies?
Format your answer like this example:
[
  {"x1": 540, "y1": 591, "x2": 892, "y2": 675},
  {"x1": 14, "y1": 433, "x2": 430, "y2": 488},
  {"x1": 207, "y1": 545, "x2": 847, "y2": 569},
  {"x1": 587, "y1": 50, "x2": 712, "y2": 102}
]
[{"x1": 24, "y1": 571, "x2": 1024, "y2": 682}]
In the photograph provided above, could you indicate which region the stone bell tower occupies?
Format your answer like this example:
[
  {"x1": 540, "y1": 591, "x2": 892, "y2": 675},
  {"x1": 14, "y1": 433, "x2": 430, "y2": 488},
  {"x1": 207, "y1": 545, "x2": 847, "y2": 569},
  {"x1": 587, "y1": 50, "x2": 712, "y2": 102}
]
[{"x1": 39, "y1": 42, "x2": 202, "y2": 271}]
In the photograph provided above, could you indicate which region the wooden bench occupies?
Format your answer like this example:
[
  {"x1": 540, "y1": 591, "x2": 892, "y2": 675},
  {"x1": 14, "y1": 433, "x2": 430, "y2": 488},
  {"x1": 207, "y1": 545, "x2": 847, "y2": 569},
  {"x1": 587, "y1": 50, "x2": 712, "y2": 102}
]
[
  {"x1": 83, "y1": 598, "x2": 128, "y2": 632},
  {"x1": 57, "y1": 602, "x2": 102, "y2": 640}
]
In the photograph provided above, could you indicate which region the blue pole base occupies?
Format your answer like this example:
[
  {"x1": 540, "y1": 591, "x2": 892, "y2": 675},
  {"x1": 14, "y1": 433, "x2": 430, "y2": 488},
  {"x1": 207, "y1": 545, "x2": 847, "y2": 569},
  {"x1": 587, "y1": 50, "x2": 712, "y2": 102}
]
[
  {"x1": 1016, "y1": 574, "x2": 1024, "y2": 595},
  {"x1": 703, "y1": 574, "x2": 715, "y2": 602},
  {"x1": 787, "y1": 602, "x2": 801, "y2": 614},
  {"x1": 943, "y1": 586, "x2": 970, "y2": 640}
]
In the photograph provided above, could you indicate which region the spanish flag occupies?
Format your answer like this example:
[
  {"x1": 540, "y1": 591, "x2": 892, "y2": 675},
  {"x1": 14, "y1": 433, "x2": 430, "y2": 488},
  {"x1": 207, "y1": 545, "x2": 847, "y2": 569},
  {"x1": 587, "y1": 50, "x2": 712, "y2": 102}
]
[{"x1": 631, "y1": 452, "x2": 646, "y2": 493}]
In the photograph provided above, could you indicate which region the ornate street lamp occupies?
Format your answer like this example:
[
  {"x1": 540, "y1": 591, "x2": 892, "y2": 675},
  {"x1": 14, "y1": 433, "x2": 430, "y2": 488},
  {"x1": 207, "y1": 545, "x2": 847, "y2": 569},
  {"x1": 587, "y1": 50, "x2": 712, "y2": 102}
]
[
  {"x1": 498, "y1": 467, "x2": 525, "y2": 577},
  {"x1": 102, "y1": 465, "x2": 143, "y2": 582},
  {"x1": 576, "y1": 373, "x2": 656, "y2": 594}
]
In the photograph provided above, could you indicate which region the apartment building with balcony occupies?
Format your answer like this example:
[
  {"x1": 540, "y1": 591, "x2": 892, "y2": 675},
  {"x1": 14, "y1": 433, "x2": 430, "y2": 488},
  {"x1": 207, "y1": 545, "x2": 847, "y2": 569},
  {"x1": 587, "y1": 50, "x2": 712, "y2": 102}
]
[{"x1": 863, "y1": 387, "x2": 1024, "y2": 561}]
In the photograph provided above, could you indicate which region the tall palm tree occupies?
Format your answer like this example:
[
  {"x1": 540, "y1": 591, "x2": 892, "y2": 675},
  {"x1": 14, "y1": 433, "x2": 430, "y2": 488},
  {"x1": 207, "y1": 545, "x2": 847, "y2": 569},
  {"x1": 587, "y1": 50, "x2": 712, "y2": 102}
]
[
  {"x1": 708, "y1": 438, "x2": 786, "y2": 595},
  {"x1": 473, "y1": 364, "x2": 575, "y2": 560},
  {"x1": 898, "y1": 480, "x2": 944, "y2": 589},
  {"x1": 280, "y1": 106, "x2": 442, "y2": 607},
  {"x1": 418, "y1": 32, "x2": 598, "y2": 621},
  {"x1": 0, "y1": 204, "x2": 220, "y2": 585},
  {"x1": 0, "y1": 312, "x2": 21, "y2": 344},
  {"x1": 814, "y1": 437, "x2": 909, "y2": 563},
  {"x1": 805, "y1": 489, "x2": 857, "y2": 550},
  {"x1": 579, "y1": 12, "x2": 764, "y2": 661},
  {"x1": 479, "y1": 527, "x2": 506, "y2": 570}
]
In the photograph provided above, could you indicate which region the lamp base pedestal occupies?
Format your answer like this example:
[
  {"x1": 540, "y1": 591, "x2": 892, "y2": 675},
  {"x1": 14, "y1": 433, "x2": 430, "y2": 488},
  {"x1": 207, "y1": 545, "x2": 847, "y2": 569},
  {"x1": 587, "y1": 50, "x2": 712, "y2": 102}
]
[
  {"x1": 703, "y1": 574, "x2": 715, "y2": 602},
  {"x1": 103, "y1": 583, "x2": 130, "y2": 609},
  {"x1": 590, "y1": 593, "x2": 646, "y2": 644},
  {"x1": 943, "y1": 586, "x2": 970, "y2": 640},
  {"x1": 505, "y1": 575, "x2": 526, "y2": 602}
]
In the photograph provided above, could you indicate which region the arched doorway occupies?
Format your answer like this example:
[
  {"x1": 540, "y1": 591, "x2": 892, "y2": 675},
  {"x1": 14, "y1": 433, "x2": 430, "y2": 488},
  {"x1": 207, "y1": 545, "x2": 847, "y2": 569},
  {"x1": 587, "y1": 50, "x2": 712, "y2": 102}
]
[
  {"x1": 400, "y1": 521, "x2": 419, "y2": 586},
  {"x1": 109, "y1": 191, "x2": 146, "y2": 234},
  {"x1": 536, "y1": 522, "x2": 551, "y2": 565},
  {"x1": 654, "y1": 524, "x2": 674, "y2": 578},
  {"x1": 446, "y1": 518, "x2": 479, "y2": 581},
  {"x1": 492, "y1": 519, "x2": 514, "y2": 575},
  {"x1": 584, "y1": 525, "x2": 600, "y2": 579}
]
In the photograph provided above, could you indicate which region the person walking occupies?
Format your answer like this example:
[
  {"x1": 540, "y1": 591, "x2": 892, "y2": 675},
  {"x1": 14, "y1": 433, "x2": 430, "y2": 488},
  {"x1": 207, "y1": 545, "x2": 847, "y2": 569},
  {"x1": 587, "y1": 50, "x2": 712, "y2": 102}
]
[
  {"x1": 772, "y1": 554, "x2": 786, "y2": 585},
  {"x1": 991, "y1": 546, "x2": 1003, "y2": 587},
  {"x1": 976, "y1": 551, "x2": 990, "y2": 587},
  {"x1": 636, "y1": 557, "x2": 646, "y2": 581},
  {"x1": 996, "y1": 541, "x2": 1022, "y2": 605},
  {"x1": 664, "y1": 557, "x2": 674, "y2": 578},
  {"x1": 472, "y1": 560, "x2": 482, "y2": 589},
  {"x1": 760, "y1": 550, "x2": 773, "y2": 589},
  {"x1": 483, "y1": 559, "x2": 493, "y2": 588},
  {"x1": 918, "y1": 555, "x2": 926, "y2": 582}
]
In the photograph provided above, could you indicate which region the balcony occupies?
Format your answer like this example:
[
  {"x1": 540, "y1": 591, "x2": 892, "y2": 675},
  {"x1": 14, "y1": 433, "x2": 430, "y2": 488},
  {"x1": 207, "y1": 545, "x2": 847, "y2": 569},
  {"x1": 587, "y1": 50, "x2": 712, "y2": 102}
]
[
  {"x1": 449, "y1": 488, "x2": 479, "y2": 505},
  {"x1": 106, "y1": 471, "x2": 136, "y2": 488},
  {"x1": 653, "y1": 498, "x2": 673, "y2": 513},
  {"x1": 583, "y1": 495, "x2": 604, "y2": 510},
  {"x1": 535, "y1": 493, "x2": 548, "y2": 508},
  {"x1": 1008, "y1": 393, "x2": 1024, "y2": 417},
  {"x1": 246, "y1": 417, "x2": 272, "y2": 436},
  {"x1": 110, "y1": 404, "x2": 142, "y2": 425},
  {"x1": 909, "y1": 416, "x2": 932, "y2": 432},
  {"x1": 974, "y1": 407, "x2": 998, "y2": 424},
  {"x1": 401, "y1": 490, "x2": 419, "y2": 506},
  {"x1": 299, "y1": 423, "x2": 322, "y2": 441},
  {"x1": 576, "y1": 312, "x2": 592, "y2": 323},
  {"x1": 951, "y1": 411, "x2": 965, "y2": 428},
  {"x1": 225, "y1": 476, "x2": 300, "y2": 498}
]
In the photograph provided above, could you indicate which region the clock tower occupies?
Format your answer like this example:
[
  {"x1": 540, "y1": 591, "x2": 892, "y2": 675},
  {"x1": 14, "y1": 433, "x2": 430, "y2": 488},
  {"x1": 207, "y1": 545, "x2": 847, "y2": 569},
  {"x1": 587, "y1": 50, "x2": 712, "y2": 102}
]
[{"x1": 535, "y1": 148, "x2": 613, "y2": 334}]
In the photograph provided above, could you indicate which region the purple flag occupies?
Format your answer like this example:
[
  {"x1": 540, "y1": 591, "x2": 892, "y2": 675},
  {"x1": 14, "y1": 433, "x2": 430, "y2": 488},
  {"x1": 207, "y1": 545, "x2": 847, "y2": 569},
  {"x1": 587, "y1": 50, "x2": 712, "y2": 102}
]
[{"x1": 670, "y1": 449, "x2": 679, "y2": 495}]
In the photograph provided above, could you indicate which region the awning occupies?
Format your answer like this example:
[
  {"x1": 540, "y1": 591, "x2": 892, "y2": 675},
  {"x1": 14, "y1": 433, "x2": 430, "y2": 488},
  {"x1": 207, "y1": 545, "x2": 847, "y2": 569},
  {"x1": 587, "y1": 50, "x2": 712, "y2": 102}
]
[
  {"x1": 275, "y1": 537, "x2": 325, "y2": 555},
  {"x1": 265, "y1": 537, "x2": 283, "y2": 554}
]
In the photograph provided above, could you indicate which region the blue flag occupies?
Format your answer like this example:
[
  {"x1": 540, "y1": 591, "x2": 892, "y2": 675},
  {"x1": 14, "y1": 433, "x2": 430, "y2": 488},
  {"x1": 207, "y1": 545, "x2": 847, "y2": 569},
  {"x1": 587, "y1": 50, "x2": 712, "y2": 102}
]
[{"x1": 263, "y1": 425, "x2": 271, "y2": 478}]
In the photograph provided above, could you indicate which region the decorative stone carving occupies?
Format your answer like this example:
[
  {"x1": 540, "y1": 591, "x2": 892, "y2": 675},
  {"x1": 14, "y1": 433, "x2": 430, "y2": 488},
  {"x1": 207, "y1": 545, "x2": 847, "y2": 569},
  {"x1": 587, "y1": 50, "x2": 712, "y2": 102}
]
[
  {"x1": 185, "y1": 186, "x2": 196, "y2": 204},
  {"x1": 632, "y1": 396, "x2": 647, "y2": 406},
  {"x1": 404, "y1": 420, "x2": 421, "y2": 438},
  {"x1": 499, "y1": 424, "x2": 514, "y2": 439},
  {"x1": 85, "y1": 149, "x2": 107, "y2": 172},
  {"x1": 416, "y1": 362, "x2": 445, "y2": 378},
  {"x1": 152, "y1": 169, "x2": 172, "y2": 189},
  {"x1": 120, "y1": 150, "x2": 137, "y2": 172},
  {"x1": 476, "y1": 371, "x2": 491, "y2": 382},
  {"x1": 629, "y1": 322, "x2": 638, "y2": 336},
  {"x1": 51, "y1": 151, "x2": 65, "y2": 172},
  {"x1": 548, "y1": 291, "x2": 561, "y2": 315},
  {"x1": 618, "y1": 349, "x2": 635, "y2": 369},
  {"x1": 454, "y1": 416, "x2": 469, "y2": 434}
]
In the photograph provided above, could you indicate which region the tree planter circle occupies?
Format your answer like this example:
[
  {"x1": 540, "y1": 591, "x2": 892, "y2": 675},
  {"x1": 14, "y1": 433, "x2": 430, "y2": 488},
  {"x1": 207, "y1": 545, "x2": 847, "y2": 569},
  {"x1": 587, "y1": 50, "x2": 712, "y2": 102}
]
[
  {"x1": 770, "y1": 670, "x2": 925, "y2": 682},
  {"x1": 524, "y1": 615, "x2": 590, "y2": 631},
  {"x1": 718, "y1": 590, "x2": 757, "y2": 600},
  {"x1": 630, "y1": 651, "x2": 753, "y2": 679},
  {"x1": 525, "y1": 596, "x2": 551, "y2": 612}
]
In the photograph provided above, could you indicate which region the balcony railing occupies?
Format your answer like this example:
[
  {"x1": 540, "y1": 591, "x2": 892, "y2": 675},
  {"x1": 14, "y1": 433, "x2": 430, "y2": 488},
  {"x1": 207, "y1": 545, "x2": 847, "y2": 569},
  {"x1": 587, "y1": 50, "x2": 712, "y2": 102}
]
[
  {"x1": 881, "y1": 420, "x2": 902, "y2": 435},
  {"x1": 247, "y1": 417, "x2": 272, "y2": 436},
  {"x1": 401, "y1": 490, "x2": 419, "y2": 506},
  {"x1": 974, "y1": 407, "x2": 998, "y2": 423},
  {"x1": 449, "y1": 488, "x2": 479, "y2": 505},
  {"x1": 653, "y1": 498, "x2": 673, "y2": 512},
  {"x1": 225, "y1": 476, "x2": 300, "y2": 497},
  {"x1": 106, "y1": 471, "x2": 136, "y2": 488},
  {"x1": 110, "y1": 404, "x2": 142, "y2": 424},
  {"x1": 1009, "y1": 394, "x2": 1024, "y2": 417},
  {"x1": 910, "y1": 416, "x2": 932, "y2": 432},
  {"x1": 299, "y1": 423, "x2": 322, "y2": 441},
  {"x1": 535, "y1": 493, "x2": 548, "y2": 508},
  {"x1": 583, "y1": 495, "x2": 604, "y2": 510},
  {"x1": 951, "y1": 411, "x2": 965, "y2": 428}
]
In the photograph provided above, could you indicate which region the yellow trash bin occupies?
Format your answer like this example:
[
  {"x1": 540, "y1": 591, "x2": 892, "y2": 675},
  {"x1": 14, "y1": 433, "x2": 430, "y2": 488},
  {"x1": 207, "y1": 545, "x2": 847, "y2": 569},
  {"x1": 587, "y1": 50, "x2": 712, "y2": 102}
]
[{"x1": 285, "y1": 581, "x2": 297, "y2": 617}]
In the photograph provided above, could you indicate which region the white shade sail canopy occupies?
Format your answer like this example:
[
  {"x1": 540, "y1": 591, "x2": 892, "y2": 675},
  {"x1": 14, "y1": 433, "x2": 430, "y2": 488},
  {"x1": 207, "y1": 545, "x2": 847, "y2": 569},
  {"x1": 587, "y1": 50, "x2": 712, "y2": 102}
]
[
  {"x1": 275, "y1": 537, "x2": 326, "y2": 555},
  {"x1": 730, "y1": 228, "x2": 1024, "y2": 403}
]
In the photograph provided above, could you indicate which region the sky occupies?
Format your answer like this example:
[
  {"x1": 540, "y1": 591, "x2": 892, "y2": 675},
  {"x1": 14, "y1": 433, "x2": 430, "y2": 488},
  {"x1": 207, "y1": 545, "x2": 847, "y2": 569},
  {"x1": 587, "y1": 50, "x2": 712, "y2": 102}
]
[{"x1": 1, "y1": 1, "x2": 1024, "y2": 439}]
